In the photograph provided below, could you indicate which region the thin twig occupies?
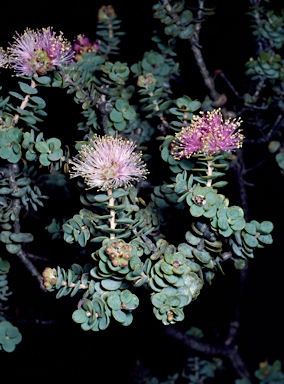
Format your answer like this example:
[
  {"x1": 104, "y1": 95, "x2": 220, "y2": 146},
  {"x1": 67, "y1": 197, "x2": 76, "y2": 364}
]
[
  {"x1": 8, "y1": 164, "x2": 46, "y2": 291},
  {"x1": 189, "y1": 1, "x2": 220, "y2": 102},
  {"x1": 164, "y1": 326, "x2": 252, "y2": 381},
  {"x1": 244, "y1": 114, "x2": 284, "y2": 145}
]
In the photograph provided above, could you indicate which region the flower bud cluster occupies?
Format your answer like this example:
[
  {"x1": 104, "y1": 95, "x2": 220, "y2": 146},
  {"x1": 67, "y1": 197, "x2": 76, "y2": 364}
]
[{"x1": 105, "y1": 241, "x2": 133, "y2": 268}]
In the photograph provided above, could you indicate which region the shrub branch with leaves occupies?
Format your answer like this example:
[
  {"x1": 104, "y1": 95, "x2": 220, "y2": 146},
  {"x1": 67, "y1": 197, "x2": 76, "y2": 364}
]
[{"x1": 0, "y1": 1, "x2": 282, "y2": 383}]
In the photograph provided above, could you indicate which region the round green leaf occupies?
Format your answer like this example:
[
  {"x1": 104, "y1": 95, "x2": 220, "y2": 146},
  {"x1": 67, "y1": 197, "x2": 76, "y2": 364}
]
[
  {"x1": 26, "y1": 150, "x2": 37, "y2": 161},
  {"x1": 97, "y1": 314, "x2": 109, "y2": 331},
  {"x1": 258, "y1": 234, "x2": 273, "y2": 245},
  {"x1": 190, "y1": 204, "x2": 204, "y2": 217},
  {"x1": 36, "y1": 76, "x2": 51, "y2": 85},
  {"x1": 259, "y1": 221, "x2": 274, "y2": 234},
  {"x1": 0, "y1": 231, "x2": 12, "y2": 244},
  {"x1": 120, "y1": 289, "x2": 133, "y2": 304},
  {"x1": 164, "y1": 274, "x2": 178, "y2": 285},
  {"x1": 231, "y1": 217, "x2": 246, "y2": 231},
  {"x1": 167, "y1": 295, "x2": 181, "y2": 307},
  {"x1": 245, "y1": 222, "x2": 257, "y2": 235},
  {"x1": 115, "y1": 98, "x2": 129, "y2": 111},
  {"x1": 107, "y1": 293, "x2": 121, "y2": 310},
  {"x1": 18, "y1": 82, "x2": 38, "y2": 94},
  {"x1": 180, "y1": 9, "x2": 193, "y2": 25},
  {"x1": 234, "y1": 259, "x2": 246, "y2": 269},
  {"x1": 0, "y1": 146, "x2": 12, "y2": 159},
  {"x1": 39, "y1": 153, "x2": 51, "y2": 166},
  {"x1": 124, "y1": 295, "x2": 139, "y2": 310},
  {"x1": 203, "y1": 205, "x2": 217, "y2": 218},
  {"x1": 81, "y1": 319, "x2": 96, "y2": 331},
  {"x1": 160, "y1": 261, "x2": 173, "y2": 275},
  {"x1": 101, "y1": 279, "x2": 122, "y2": 291},
  {"x1": 110, "y1": 108, "x2": 124, "y2": 123},
  {"x1": 178, "y1": 24, "x2": 195, "y2": 39},
  {"x1": 123, "y1": 106, "x2": 136, "y2": 120},
  {"x1": 11, "y1": 333, "x2": 22, "y2": 345},
  {"x1": 193, "y1": 249, "x2": 211, "y2": 263},
  {"x1": 219, "y1": 227, "x2": 233, "y2": 237},
  {"x1": 30, "y1": 96, "x2": 46, "y2": 107},
  {"x1": 185, "y1": 231, "x2": 200, "y2": 245},
  {"x1": 11, "y1": 128, "x2": 23, "y2": 143},
  {"x1": 121, "y1": 312, "x2": 133, "y2": 326},
  {"x1": 7, "y1": 150, "x2": 22, "y2": 163},
  {"x1": 6, "y1": 326, "x2": 19, "y2": 338},
  {"x1": 154, "y1": 275, "x2": 168, "y2": 288},
  {"x1": 35, "y1": 142, "x2": 49, "y2": 153},
  {"x1": 244, "y1": 233, "x2": 258, "y2": 248},
  {"x1": 93, "y1": 194, "x2": 109, "y2": 202},
  {"x1": 6, "y1": 244, "x2": 21, "y2": 254},
  {"x1": 46, "y1": 137, "x2": 61, "y2": 149},
  {"x1": 151, "y1": 293, "x2": 166, "y2": 308},
  {"x1": 10, "y1": 232, "x2": 34, "y2": 243},
  {"x1": 206, "y1": 191, "x2": 217, "y2": 205},
  {"x1": 72, "y1": 309, "x2": 87, "y2": 324},
  {"x1": 227, "y1": 206, "x2": 243, "y2": 220},
  {"x1": 112, "y1": 309, "x2": 127, "y2": 323},
  {"x1": 48, "y1": 148, "x2": 63, "y2": 161},
  {"x1": 114, "y1": 120, "x2": 126, "y2": 131},
  {"x1": 12, "y1": 141, "x2": 21, "y2": 154},
  {"x1": 2, "y1": 339, "x2": 16, "y2": 353},
  {"x1": 172, "y1": 308, "x2": 185, "y2": 321},
  {"x1": 218, "y1": 217, "x2": 229, "y2": 230}
]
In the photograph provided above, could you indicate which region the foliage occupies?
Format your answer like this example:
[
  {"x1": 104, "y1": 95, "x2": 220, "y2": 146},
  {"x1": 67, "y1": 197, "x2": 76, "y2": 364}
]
[{"x1": 0, "y1": 0, "x2": 283, "y2": 383}]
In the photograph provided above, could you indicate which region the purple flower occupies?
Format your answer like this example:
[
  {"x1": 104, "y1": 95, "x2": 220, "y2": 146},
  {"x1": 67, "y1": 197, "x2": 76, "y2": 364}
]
[
  {"x1": 173, "y1": 108, "x2": 244, "y2": 159},
  {"x1": 8, "y1": 27, "x2": 74, "y2": 76},
  {"x1": 69, "y1": 135, "x2": 148, "y2": 191}
]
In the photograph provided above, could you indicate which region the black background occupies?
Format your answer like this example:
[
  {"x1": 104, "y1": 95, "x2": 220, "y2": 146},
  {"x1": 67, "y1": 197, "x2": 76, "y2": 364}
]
[{"x1": 0, "y1": 1, "x2": 283, "y2": 383}]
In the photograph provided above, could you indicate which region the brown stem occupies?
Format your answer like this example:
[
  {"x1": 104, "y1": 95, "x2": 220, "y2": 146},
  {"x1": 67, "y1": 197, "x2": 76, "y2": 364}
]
[
  {"x1": 244, "y1": 114, "x2": 283, "y2": 145},
  {"x1": 190, "y1": 39, "x2": 219, "y2": 102},
  {"x1": 164, "y1": 326, "x2": 252, "y2": 381},
  {"x1": 107, "y1": 188, "x2": 116, "y2": 239},
  {"x1": 206, "y1": 161, "x2": 213, "y2": 187},
  {"x1": 8, "y1": 164, "x2": 45, "y2": 291},
  {"x1": 189, "y1": 1, "x2": 219, "y2": 102},
  {"x1": 107, "y1": 20, "x2": 114, "y2": 39}
]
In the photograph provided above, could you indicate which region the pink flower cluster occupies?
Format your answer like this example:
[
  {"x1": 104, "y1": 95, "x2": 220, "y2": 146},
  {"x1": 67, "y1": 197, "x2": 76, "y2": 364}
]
[
  {"x1": 72, "y1": 34, "x2": 100, "y2": 62},
  {"x1": 8, "y1": 27, "x2": 74, "y2": 76},
  {"x1": 172, "y1": 108, "x2": 244, "y2": 159},
  {"x1": 69, "y1": 135, "x2": 148, "y2": 191}
]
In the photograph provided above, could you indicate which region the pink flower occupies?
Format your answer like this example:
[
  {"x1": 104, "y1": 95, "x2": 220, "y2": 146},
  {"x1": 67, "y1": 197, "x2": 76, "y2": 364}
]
[
  {"x1": 72, "y1": 34, "x2": 100, "y2": 62},
  {"x1": 69, "y1": 135, "x2": 148, "y2": 190},
  {"x1": 8, "y1": 27, "x2": 74, "y2": 76},
  {"x1": 173, "y1": 108, "x2": 244, "y2": 159}
]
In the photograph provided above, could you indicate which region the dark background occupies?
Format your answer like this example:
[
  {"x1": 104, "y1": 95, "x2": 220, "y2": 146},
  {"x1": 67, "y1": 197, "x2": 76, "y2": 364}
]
[{"x1": 0, "y1": 1, "x2": 283, "y2": 383}]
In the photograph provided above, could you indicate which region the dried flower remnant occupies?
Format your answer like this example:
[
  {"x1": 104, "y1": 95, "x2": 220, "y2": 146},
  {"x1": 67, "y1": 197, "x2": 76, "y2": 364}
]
[
  {"x1": 69, "y1": 135, "x2": 148, "y2": 191},
  {"x1": 72, "y1": 34, "x2": 100, "y2": 62},
  {"x1": 98, "y1": 5, "x2": 117, "y2": 21},
  {"x1": 0, "y1": 47, "x2": 8, "y2": 68},
  {"x1": 42, "y1": 267, "x2": 57, "y2": 290},
  {"x1": 8, "y1": 27, "x2": 74, "y2": 76},
  {"x1": 172, "y1": 108, "x2": 244, "y2": 159}
]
